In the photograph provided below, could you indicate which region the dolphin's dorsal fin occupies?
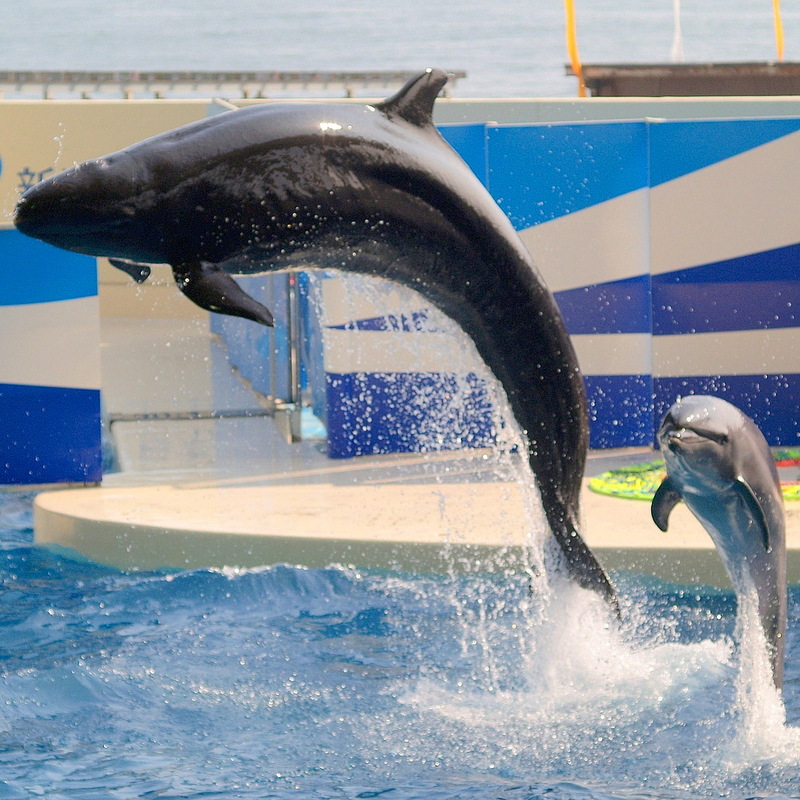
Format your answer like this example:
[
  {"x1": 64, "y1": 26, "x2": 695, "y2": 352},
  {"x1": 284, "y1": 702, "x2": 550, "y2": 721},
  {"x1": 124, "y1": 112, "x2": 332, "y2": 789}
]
[
  {"x1": 736, "y1": 476, "x2": 772, "y2": 551},
  {"x1": 375, "y1": 68, "x2": 449, "y2": 128},
  {"x1": 651, "y1": 476, "x2": 682, "y2": 531}
]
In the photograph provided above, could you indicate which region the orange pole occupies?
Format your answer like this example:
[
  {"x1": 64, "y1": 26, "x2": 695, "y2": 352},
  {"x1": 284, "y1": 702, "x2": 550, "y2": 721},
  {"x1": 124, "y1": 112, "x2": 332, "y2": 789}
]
[
  {"x1": 774, "y1": 0, "x2": 785, "y2": 61},
  {"x1": 564, "y1": 0, "x2": 586, "y2": 97}
]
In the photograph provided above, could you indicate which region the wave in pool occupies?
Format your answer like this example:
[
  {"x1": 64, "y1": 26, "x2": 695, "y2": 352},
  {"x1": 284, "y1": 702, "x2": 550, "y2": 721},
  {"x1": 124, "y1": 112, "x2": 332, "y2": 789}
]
[{"x1": 0, "y1": 492, "x2": 798, "y2": 800}]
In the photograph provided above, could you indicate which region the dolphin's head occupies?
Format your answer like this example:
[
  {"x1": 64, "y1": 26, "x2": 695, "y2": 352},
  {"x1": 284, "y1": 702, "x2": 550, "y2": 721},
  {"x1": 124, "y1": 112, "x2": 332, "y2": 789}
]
[
  {"x1": 14, "y1": 150, "x2": 166, "y2": 262},
  {"x1": 657, "y1": 395, "x2": 744, "y2": 493}
]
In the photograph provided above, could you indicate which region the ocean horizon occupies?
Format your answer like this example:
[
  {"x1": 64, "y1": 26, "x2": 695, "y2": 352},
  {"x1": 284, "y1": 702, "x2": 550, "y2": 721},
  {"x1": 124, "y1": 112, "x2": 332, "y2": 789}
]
[{"x1": 2, "y1": 0, "x2": 798, "y2": 98}]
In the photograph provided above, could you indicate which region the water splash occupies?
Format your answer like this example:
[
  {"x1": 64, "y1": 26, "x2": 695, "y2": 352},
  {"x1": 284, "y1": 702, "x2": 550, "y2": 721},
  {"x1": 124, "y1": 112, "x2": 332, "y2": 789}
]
[
  {"x1": 306, "y1": 271, "x2": 800, "y2": 795},
  {"x1": 721, "y1": 587, "x2": 800, "y2": 771},
  {"x1": 52, "y1": 121, "x2": 66, "y2": 171}
]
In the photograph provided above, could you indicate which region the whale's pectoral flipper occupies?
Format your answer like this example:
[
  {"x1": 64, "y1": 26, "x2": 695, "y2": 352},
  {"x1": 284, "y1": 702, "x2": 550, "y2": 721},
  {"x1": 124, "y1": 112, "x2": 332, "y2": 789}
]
[
  {"x1": 735, "y1": 477, "x2": 771, "y2": 551},
  {"x1": 173, "y1": 262, "x2": 274, "y2": 327},
  {"x1": 651, "y1": 476, "x2": 682, "y2": 532},
  {"x1": 109, "y1": 257, "x2": 152, "y2": 284}
]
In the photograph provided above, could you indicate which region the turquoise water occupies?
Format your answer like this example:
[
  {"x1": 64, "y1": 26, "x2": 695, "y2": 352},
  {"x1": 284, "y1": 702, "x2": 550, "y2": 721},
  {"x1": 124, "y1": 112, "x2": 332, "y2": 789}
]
[
  {"x1": 2, "y1": 0, "x2": 800, "y2": 97},
  {"x1": 1, "y1": 492, "x2": 799, "y2": 799}
]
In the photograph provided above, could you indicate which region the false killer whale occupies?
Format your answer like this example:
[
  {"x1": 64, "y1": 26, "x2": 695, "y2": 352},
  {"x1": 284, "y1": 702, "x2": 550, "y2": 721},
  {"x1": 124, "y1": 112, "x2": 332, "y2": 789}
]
[
  {"x1": 652, "y1": 395, "x2": 787, "y2": 688},
  {"x1": 14, "y1": 68, "x2": 616, "y2": 608}
]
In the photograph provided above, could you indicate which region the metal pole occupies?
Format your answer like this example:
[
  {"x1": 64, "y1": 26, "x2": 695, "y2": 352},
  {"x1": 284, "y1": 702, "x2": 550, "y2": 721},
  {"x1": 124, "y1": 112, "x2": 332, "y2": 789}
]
[{"x1": 285, "y1": 272, "x2": 303, "y2": 442}]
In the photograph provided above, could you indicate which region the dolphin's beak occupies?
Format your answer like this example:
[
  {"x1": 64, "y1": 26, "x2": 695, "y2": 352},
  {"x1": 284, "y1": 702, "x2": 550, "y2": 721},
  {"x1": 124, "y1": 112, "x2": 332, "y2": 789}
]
[{"x1": 663, "y1": 426, "x2": 708, "y2": 451}]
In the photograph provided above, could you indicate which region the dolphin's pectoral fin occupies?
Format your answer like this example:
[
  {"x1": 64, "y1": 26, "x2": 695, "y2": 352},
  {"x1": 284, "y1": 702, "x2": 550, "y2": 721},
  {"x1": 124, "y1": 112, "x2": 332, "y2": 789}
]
[
  {"x1": 375, "y1": 68, "x2": 449, "y2": 128},
  {"x1": 735, "y1": 477, "x2": 772, "y2": 551},
  {"x1": 651, "y1": 477, "x2": 682, "y2": 532},
  {"x1": 109, "y1": 257, "x2": 152, "y2": 284},
  {"x1": 172, "y1": 262, "x2": 274, "y2": 327}
]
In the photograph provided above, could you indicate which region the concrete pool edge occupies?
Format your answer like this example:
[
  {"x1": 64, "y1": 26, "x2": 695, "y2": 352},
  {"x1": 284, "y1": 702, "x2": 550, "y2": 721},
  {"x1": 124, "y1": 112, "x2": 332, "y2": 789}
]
[{"x1": 33, "y1": 474, "x2": 800, "y2": 585}]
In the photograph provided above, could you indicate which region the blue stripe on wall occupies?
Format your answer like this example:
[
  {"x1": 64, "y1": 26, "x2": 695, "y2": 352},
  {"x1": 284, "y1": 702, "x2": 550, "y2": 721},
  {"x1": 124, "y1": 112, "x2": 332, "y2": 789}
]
[
  {"x1": 325, "y1": 370, "x2": 653, "y2": 456},
  {"x1": 439, "y1": 124, "x2": 488, "y2": 185},
  {"x1": 326, "y1": 311, "x2": 440, "y2": 333},
  {"x1": 487, "y1": 121, "x2": 648, "y2": 229},
  {"x1": 325, "y1": 371, "x2": 495, "y2": 458},
  {"x1": 653, "y1": 243, "x2": 800, "y2": 335},
  {"x1": 0, "y1": 230, "x2": 97, "y2": 306},
  {"x1": 555, "y1": 274, "x2": 651, "y2": 335},
  {"x1": 584, "y1": 374, "x2": 653, "y2": 448},
  {"x1": 649, "y1": 118, "x2": 800, "y2": 187},
  {"x1": 0, "y1": 383, "x2": 102, "y2": 484},
  {"x1": 654, "y1": 374, "x2": 800, "y2": 446}
]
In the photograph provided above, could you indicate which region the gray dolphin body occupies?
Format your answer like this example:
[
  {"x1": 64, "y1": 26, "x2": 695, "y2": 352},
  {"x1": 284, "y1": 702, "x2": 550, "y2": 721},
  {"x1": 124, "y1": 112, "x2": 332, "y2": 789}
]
[
  {"x1": 13, "y1": 69, "x2": 616, "y2": 607},
  {"x1": 652, "y1": 395, "x2": 786, "y2": 688}
]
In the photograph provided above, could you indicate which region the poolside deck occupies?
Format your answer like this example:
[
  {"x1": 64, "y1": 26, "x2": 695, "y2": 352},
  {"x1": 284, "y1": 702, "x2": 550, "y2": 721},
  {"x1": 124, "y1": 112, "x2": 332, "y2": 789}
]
[{"x1": 34, "y1": 316, "x2": 800, "y2": 586}]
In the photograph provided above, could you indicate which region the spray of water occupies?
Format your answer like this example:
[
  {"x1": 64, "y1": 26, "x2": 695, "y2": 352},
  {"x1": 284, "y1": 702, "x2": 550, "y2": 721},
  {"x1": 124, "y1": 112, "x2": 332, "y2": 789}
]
[
  {"x1": 721, "y1": 583, "x2": 799, "y2": 771},
  {"x1": 300, "y1": 270, "x2": 800, "y2": 794}
]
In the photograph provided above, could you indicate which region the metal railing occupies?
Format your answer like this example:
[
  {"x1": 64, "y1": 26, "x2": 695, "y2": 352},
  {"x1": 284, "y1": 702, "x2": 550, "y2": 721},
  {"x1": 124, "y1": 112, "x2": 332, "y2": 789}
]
[{"x1": 0, "y1": 69, "x2": 466, "y2": 100}]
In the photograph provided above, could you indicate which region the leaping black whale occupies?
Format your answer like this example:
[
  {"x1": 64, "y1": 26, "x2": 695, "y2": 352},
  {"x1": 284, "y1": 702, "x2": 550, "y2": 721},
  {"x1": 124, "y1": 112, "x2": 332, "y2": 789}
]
[
  {"x1": 652, "y1": 395, "x2": 787, "y2": 688},
  {"x1": 14, "y1": 69, "x2": 616, "y2": 608}
]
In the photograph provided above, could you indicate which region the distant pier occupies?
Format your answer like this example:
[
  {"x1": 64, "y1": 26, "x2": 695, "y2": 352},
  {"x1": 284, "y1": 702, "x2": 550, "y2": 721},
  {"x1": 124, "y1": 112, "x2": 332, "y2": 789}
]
[
  {"x1": 0, "y1": 69, "x2": 467, "y2": 100},
  {"x1": 568, "y1": 62, "x2": 800, "y2": 97}
]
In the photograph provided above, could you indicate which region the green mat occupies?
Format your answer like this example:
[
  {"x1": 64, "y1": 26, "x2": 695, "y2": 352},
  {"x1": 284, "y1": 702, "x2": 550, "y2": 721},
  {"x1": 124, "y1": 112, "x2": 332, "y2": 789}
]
[{"x1": 588, "y1": 449, "x2": 800, "y2": 501}]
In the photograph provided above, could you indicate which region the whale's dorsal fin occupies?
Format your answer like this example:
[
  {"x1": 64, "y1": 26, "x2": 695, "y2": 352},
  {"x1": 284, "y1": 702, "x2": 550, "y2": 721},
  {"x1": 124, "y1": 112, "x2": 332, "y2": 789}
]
[
  {"x1": 736, "y1": 476, "x2": 772, "y2": 552},
  {"x1": 651, "y1": 476, "x2": 682, "y2": 532},
  {"x1": 375, "y1": 68, "x2": 449, "y2": 128}
]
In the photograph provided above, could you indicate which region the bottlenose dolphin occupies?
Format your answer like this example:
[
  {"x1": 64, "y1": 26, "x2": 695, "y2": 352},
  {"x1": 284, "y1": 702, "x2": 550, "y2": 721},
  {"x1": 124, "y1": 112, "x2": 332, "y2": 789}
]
[
  {"x1": 652, "y1": 395, "x2": 786, "y2": 688},
  {"x1": 14, "y1": 68, "x2": 616, "y2": 607}
]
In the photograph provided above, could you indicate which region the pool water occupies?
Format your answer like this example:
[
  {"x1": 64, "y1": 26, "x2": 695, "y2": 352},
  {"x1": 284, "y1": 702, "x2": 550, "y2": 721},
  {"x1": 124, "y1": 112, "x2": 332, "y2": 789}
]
[{"x1": 0, "y1": 491, "x2": 798, "y2": 800}]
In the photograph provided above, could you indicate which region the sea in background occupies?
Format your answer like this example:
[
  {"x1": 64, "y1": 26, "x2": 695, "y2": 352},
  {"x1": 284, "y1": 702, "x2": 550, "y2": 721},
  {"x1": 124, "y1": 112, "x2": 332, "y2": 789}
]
[{"x1": 1, "y1": 0, "x2": 800, "y2": 98}]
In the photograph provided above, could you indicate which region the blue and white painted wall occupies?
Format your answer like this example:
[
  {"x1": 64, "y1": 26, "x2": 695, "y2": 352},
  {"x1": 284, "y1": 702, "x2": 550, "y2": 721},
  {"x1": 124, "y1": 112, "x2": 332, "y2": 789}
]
[
  {"x1": 2, "y1": 100, "x2": 799, "y2": 483},
  {"x1": 517, "y1": 116, "x2": 800, "y2": 447},
  {"x1": 648, "y1": 119, "x2": 800, "y2": 445},
  {"x1": 499, "y1": 121, "x2": 653, "y2": 448},
  {"x1": 0, "y1": 101, "x2": 208, "y2": 485},
  {"x1": 0, "y1": 230, "x2": 101, "y2": 483},
  {"x1": 278, "y1": 116, "x2": 800, "y2": 454}
]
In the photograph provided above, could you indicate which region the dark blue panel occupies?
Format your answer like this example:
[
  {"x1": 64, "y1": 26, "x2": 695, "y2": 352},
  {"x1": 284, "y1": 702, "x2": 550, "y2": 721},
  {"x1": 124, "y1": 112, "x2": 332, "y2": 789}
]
[
  {"x1": 487, "y1": 122, "x2": 648, "y2": 229},
  {"x1": 649, "y1": 118, "x2": 800, "y2": 187},
  {"x1": 653, "y1": 244, "x2": 800, "y2": 335},
  {"x1": 584, "y1": 374, "x2": 653, "y2": 449},
  {"x1": 439, "y1": 124, "x2": 488, "y2": 185},
  {"x1": 654, "y1": 374, "x2": 800, "y2": 447},
  {"x1": 0, "y1": 230, "x2": 97, "y2": 306},
  {"x1": 327, "y1": 371, "x2": 653, "y2": 455},
  {"x1": 0, "y1": 383, "x2": 102, "y2": 484},
  {"x1": 327, "y1": 310, "x2": 440, "y2": 333},
  {"x1": 326, "y1": 371, "x2": 495, "y2": 458},
  {"x1": 555, "y1": 274, "x2": 651, "y2": 335}
]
